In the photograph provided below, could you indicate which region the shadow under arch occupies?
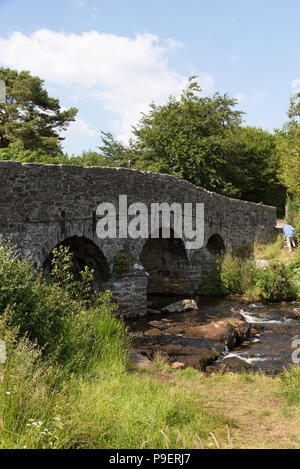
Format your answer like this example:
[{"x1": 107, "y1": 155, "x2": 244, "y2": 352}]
[
  {"x1": 140, "y1": 228, "x2": 190, "y2": 299},
  {"x1": 42, "y1": 236, "x2": 110, "y2": 289},
  {"x1": 206, "y1": 233, "x2": 225, "y2": 256}
]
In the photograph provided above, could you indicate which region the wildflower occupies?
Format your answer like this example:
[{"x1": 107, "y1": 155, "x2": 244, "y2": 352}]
[{"x1": 5, "y1": 391, "x2": 11, "y2": 396}]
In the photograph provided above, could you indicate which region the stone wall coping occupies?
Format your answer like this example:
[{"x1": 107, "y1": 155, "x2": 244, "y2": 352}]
[{"x1": 0, "y1": 160, "x2": 277, "y2": 211}]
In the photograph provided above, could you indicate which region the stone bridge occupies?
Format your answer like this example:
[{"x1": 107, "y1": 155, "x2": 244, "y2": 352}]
[{"x1": 0, "y1": 161, "x2": 277, "y2": 316}]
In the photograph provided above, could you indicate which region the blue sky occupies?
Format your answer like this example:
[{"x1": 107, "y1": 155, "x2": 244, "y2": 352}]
[{"x1": 0, "y1": 0, "x2": 299, "y2": 155}]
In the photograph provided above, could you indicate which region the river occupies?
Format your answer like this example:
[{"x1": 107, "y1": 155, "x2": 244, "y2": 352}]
[{"x1": 126, "y1": 297, "x2": 300, "y2": 375}]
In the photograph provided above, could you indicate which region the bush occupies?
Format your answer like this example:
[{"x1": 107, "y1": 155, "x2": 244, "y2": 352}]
[
  {"x1": 0, "y1": 240, "x2": 70, "y2": 349},
  {"x1": 0, "y1": 239, "x2": 129, "y2": 362},
  {"x1": 254, "y1": 262, "x2": 297, "y2": 302},
  {"x1": 219, "y1": 253, "x2": 243, "y2": 295},
  {"x1": 112, "y1": 252, "x2": 137, "y2": 276}
]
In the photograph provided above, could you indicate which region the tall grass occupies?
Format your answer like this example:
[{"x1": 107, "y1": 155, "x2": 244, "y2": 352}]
[
  {"x1": 0, "y1": 240, "x2": 235, "y2": 449},
  {"x1": 254, "y1": 235, "x2": 284, "y2": 261},
  {"x1": 279, "y1": 366, "x2": 300, "y2": 405}
]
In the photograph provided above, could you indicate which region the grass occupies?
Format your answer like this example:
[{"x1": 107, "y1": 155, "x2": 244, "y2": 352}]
[
  {"x1": 2, "y1": 328, "x2": 300, "y2": 449},
  {"x1": 254, "y1": 234, "x2": 286, "y2": 261},
  {"x1": 1, "y1": 239, "x2": 300, "y2": 449}
]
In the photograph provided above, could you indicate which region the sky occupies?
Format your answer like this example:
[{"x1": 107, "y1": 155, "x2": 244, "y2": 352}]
[{"x1": 0, "y1": 0, "x2": 299, "y2": 155}]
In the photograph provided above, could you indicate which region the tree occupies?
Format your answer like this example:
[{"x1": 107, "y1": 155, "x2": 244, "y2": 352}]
[
  {"x1": 98, "y1": 131, "x2": 138, "y2": 167},
  {"x1": 231, "y1": 126, "x2": 285, "y2": 208},
  {"x1": 278, "y1": 92, "x2": 300, "y2": 201},
  {"x1": 99, "y1": 77, "x2": 284, "y2": 208},
  {"x1": 0, "y1": 68, "x2": 77, "y2": 155},
  {"x1": 131, "y1": 77, "x2": 244, "y2": 196}
]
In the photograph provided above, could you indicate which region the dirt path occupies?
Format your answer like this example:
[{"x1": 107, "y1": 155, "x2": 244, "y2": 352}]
[{"x1": 200, "y1": 374, "x2": 300, "y2": 449}]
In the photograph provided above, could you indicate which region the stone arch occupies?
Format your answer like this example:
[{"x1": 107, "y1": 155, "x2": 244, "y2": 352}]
[
  {"x1": 42, "y1": 236, "x2": 110, "y2": 290},
  {"x1": 140, "y1": 227, "x2": 191, "y2": 297},
  {"x1": 206, "y1": 233, "x2": 225, "y2": 256}
]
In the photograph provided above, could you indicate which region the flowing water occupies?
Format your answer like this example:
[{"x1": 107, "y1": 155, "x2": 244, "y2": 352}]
[{"x1": 127, "y1": 297, "x2": 300, "y2": 375}]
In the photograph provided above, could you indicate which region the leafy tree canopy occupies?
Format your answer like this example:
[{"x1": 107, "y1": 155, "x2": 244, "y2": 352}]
[
  {"x1": 99, "y1": 77, "x2": 285, "y2": 208},
  {"x1": 0, "y1": 67, "x2": 77, "y2": 155},
  {"x1": 277, "y1": 92, "x2": 300, "y2": 201}
]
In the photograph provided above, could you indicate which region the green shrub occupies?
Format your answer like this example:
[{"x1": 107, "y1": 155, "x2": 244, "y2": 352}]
[
  {"x1": 49, "y1": 245, "x2": 96, "y2": 304},
  {"x1": 112, "y1": 252, "x2": 137, "y2": 276},
  {"x1": 240, "y1": 260, "x2": 258, "y2": 298},
  {"x1": 219, "y1": 253, "x2": 242, "y2": 295},
  {"x1": 0, "y1": 240, "x2": 71, "y2": 349},
  {"x1": 254, "y1": 262, "x2": 297, "y2": 302},
  {"x1": 0, "y1": 239, "x2": 129, "y2": 362},
  {"x1": 198, "y1": 258, "x2": 223, "y2": 296}
]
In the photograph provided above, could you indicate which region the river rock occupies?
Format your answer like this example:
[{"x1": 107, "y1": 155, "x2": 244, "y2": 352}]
[
  {"x1": 147, "y1": 309, "x2": 162, "y2": 315},
  {"x1": 250, "y1": 323, "x2": 264, "y2": 334},
  {"x1": 130, "y1": 352, "x2": 152, "y2": 368},
  {"x1": 165, "y1": 344, "x2": 200, "y2": 356},
  {"x1": 148, "y1": 320, "x2": 167, "y2": 330},
  {"x1": 144, "y1": 328, "x2": 164, "y2": 337},
  {"x1": 165, "y1": 324, "x2": 185, "y2": 335},
  {"x1": 175, "y1": 348, "x2": 219, "y2": 371},
  {"x1": 130, "y1": 331, "x2": 144, "y2": 339},
  {"x1": 216, "y1": 357, "x2": 254, "y2": 373},
  {"x1": 161, "y1": 299, "x2": 198, "y2": 314},
  {"x1": 171, "y1": 362, "x2": 186, "y2": 370},
  {"x1": 184, "y1": 317, "x2": 250, "y2": 348}
]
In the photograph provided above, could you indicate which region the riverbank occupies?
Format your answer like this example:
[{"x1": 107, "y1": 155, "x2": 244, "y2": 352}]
[{"x1": 1, "y1": 239, "x2": 300, "y2": 449}]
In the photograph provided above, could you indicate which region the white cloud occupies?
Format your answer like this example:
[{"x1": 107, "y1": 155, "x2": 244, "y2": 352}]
[
  {"x1": 164, "y1": 38, "x2": 184, "y2": 49},
  {"x1": 235, "y1": 92, "x2": 246, "y2": 103},
  {"x1": 0, "y1": 29, "x2": 214, "y2": 141},
  {"x1": 235, "y1": 89, "x2": 269, "y2": 103},
  {"x1": 64, "y1": 116, "x2": 97, "y2": 139},
  {"x1": 72, "y1": 0, "x2": 87, "y2": 6},
  {"x1": 61, "y1": 115, "x2": 98, "y2": 154},
  {"x1": 292, "y1": 78, "x2": 300, "y2": 97}
]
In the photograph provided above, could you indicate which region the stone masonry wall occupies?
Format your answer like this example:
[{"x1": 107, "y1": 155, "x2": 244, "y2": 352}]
[{"x1": 0, "y1": 161, "x2": 277, "y2": 316}]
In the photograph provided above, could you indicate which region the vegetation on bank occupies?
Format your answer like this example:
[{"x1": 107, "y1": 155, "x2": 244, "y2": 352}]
[
  {"x1": 0, "y1": 239, "x2": 300, "y2": 449},
  {"x1": 200, "y1": 234, "x2": 300, "y2": 302}
]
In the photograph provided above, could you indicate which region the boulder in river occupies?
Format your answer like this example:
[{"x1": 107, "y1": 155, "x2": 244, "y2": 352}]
[
  {"x1": 175, "y1": 348, "x2": 219, "y2": 371},
  {"x1": 161, "y1": 299, "x2": 198, "y2": 314},
  {"x1": 216, "y1": 356, "x2": 254, "y2": 373},
  {"x1": 184, "y1": 317, "x2": 250, "y2": 348}
]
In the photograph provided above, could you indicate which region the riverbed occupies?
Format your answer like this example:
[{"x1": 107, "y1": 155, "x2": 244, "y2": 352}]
[{"x1": 126, "y1": 297, "x2": 300, "y2": 375}]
